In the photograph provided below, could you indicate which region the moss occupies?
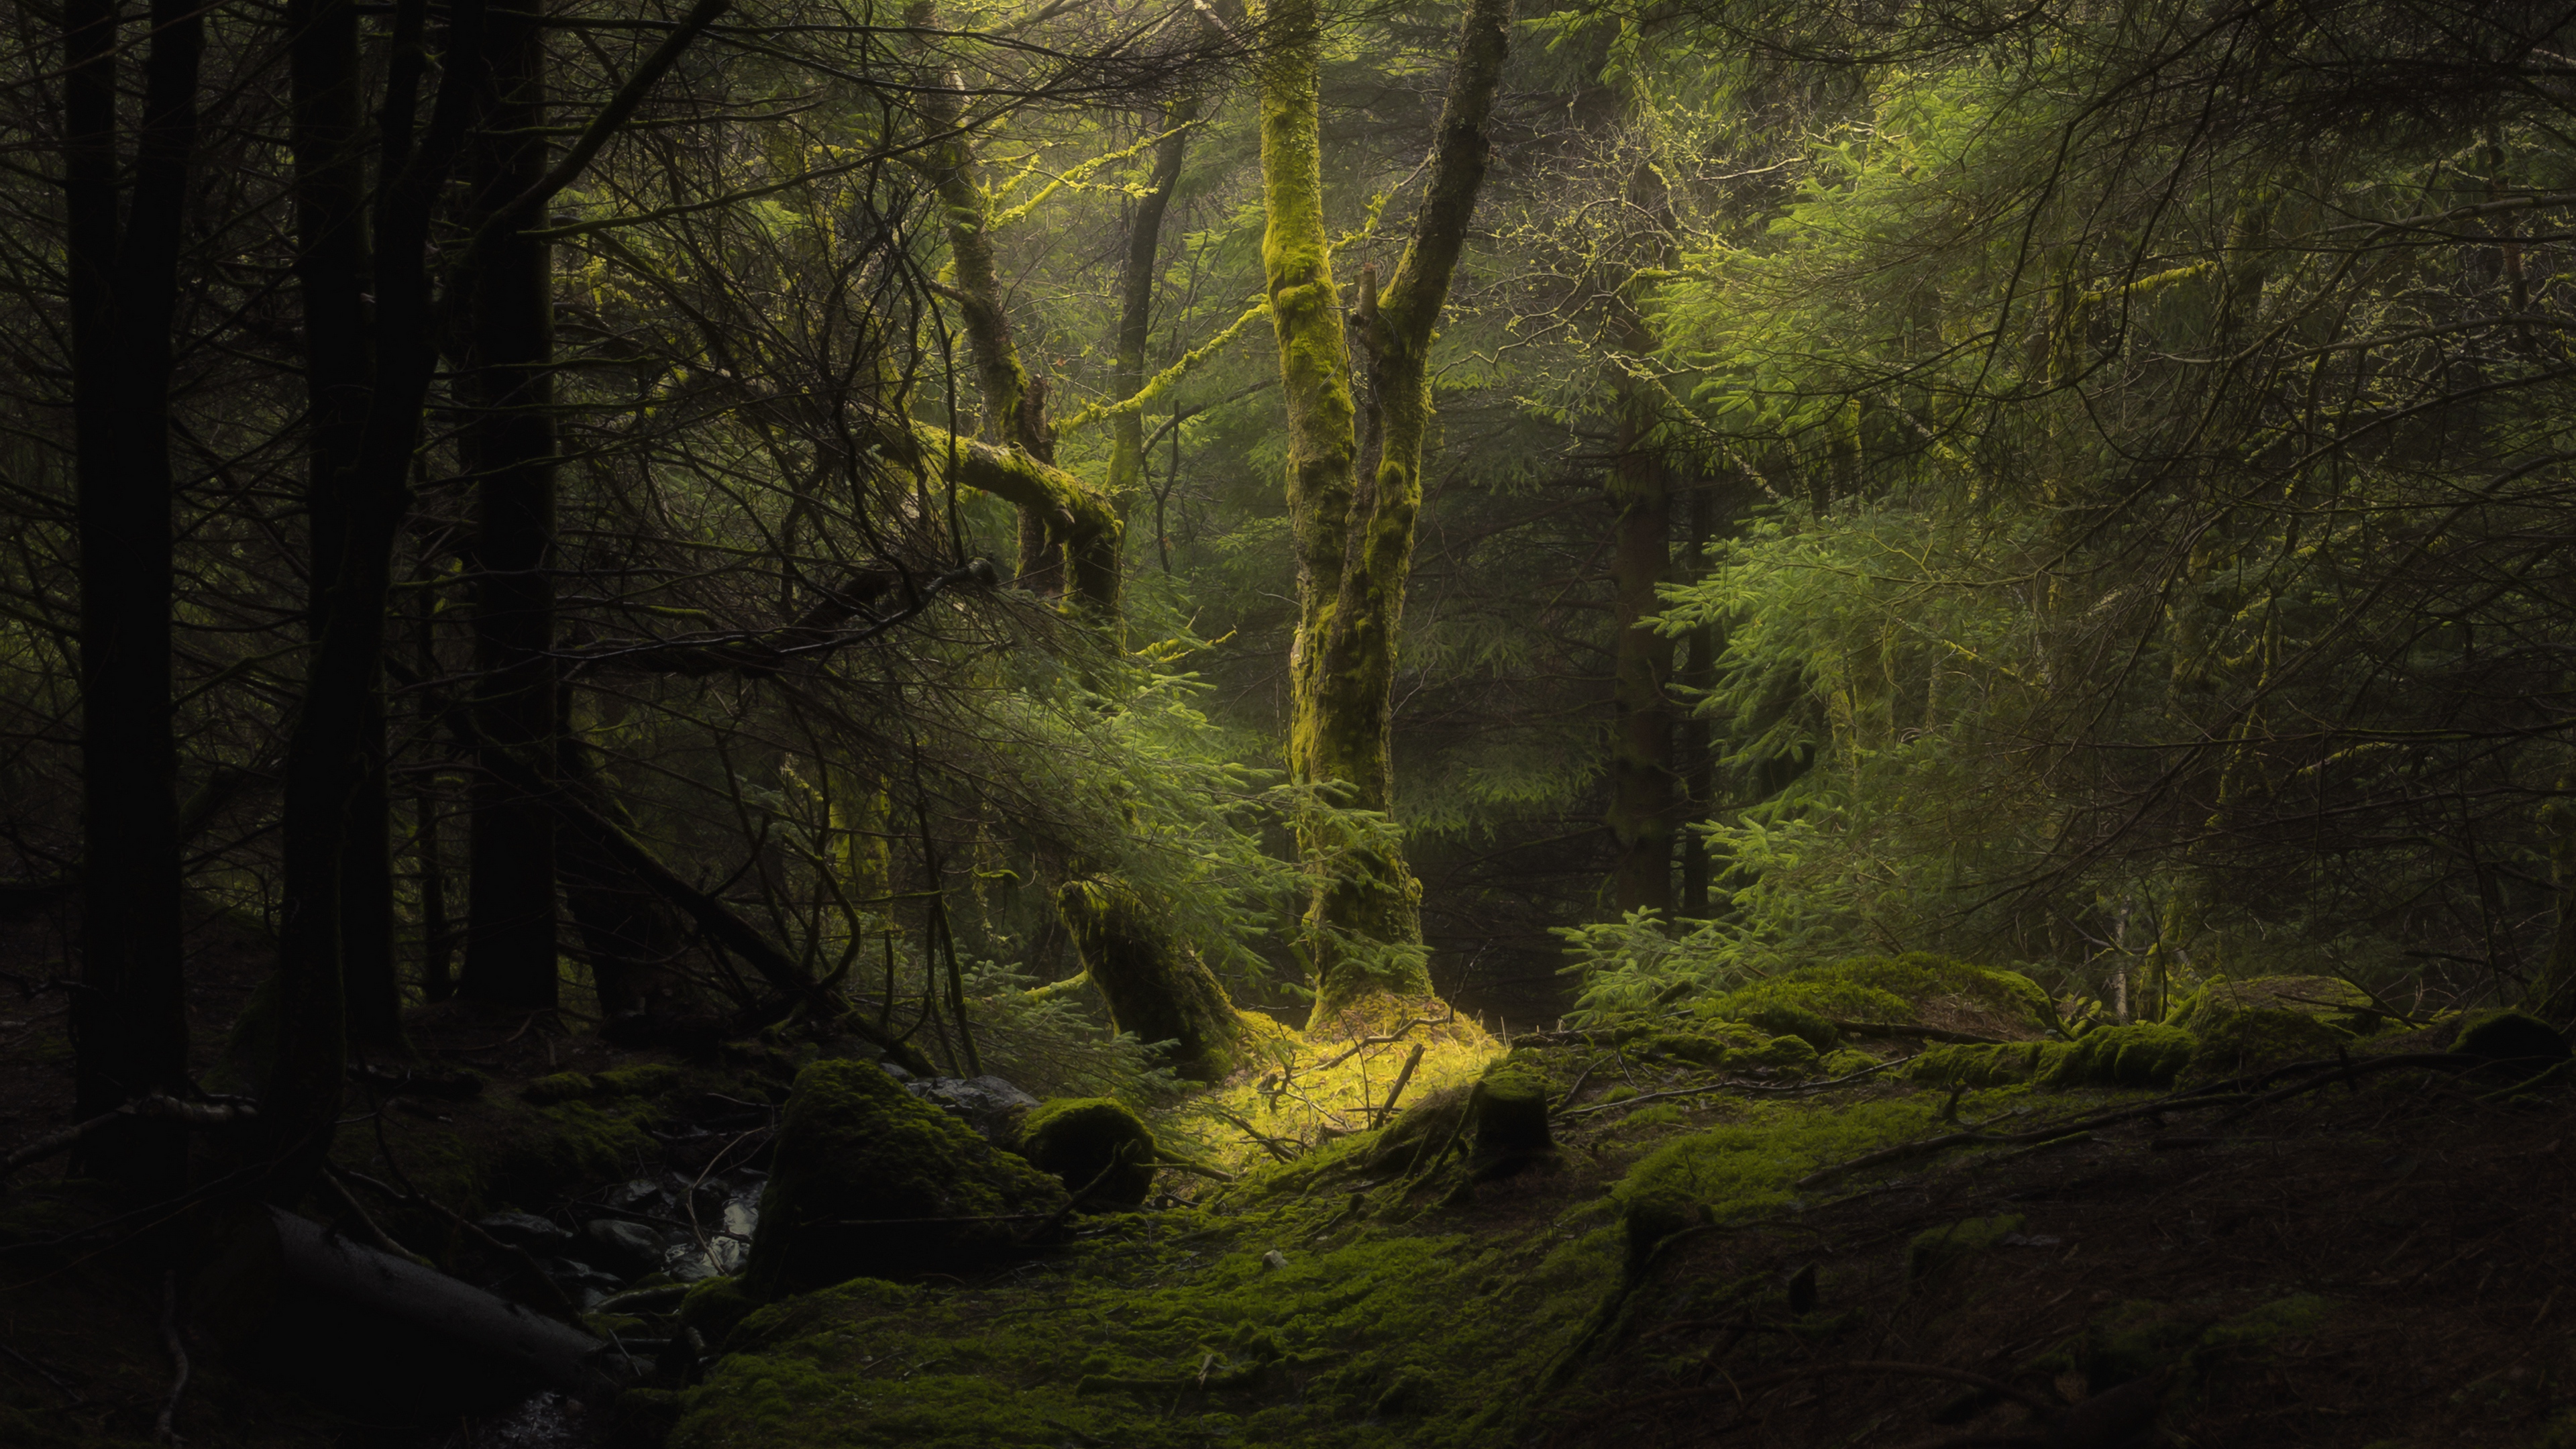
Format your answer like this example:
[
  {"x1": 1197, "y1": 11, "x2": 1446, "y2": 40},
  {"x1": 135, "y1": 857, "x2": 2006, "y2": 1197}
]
[
  {"x1": 2039, "y1": 1023, "x2": 2196, "y2": 1089},
  {"x1": 1635, "y1": 1023, "x2": 1817, "y2": 1074},
  {"x1": 1906, "y1": 1214, "x2": 2026, "y2": 1283},
  {"x1": 2452, "y1": 1010, "x2": 2571, "y2": 1065},
  {"x1": 2164, "y1": 976, "x2": 2412, "y2": 1081},
  {"x1": 1621, "y1": 1191, "x2": 1705, "y2": 1279},
  {"x1": 2059, "y1": 1294, "x2": 2333, "y2": 1400},
  {"x1": 1601, "y1": 1084, "x2": 1639, "y2": 1103},
  {"x1": 1020, "y1": 1097, "x2": 1159, "y2": 1210},
  {"x1": 741, "y1": 1059, "x2": 1067, "y2": 1298},
  {"x1": 1613, "y1": 1094, "x2": 1971, "y2": 1225},
  {"x1": 1057, "y1": 879, "x2": 1244, "y2": 1082},
  {"x1": 1472, "y1": 1066, "x2": 1551, "y2": 1163},
  {"x1": 1909, "y1": 1040, "x2": 2058, "y2": 1088},
  {"x1": 667, "y1": 1208, "x2": 1618, "y2": 1449},
  {"x1": 1818, "y1": 1049, "x2": 1881, "y2": 1076},
  {"x1": 680, "y1": 1276, "x2": 759, "y2": 1350},
  {"x1": 1701, "y1": 953, "x2": 2051, "y2": 1038},
  {"x1": 522, "y1": 1061, "x2": 680, "y2": 1104}
]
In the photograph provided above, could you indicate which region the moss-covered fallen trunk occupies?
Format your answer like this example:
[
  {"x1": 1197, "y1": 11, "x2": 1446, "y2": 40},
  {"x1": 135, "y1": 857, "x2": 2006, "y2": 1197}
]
[{"x1": 1057, "y1": 877, "x2": 1244, "y2": 1083}]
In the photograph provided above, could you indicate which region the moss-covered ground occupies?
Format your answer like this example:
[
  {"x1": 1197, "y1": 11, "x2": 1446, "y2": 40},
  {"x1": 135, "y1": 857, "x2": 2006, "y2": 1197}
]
[{"x1": 15, "y1": 943, "x2": 2576, "y2": 1448}]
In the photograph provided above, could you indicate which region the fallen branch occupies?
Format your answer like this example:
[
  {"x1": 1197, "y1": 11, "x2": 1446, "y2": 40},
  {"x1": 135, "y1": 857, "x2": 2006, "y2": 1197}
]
[
  {"x1": 1372, "y1": 1043, "x2": 1426, "y2": 1126},
  {"x1": 3, "y1": 1094, "x2": 257, "y2": 1179},
  {"x1": 1205, "y1": 1106, "x2": 1302, "y2": 1163}
]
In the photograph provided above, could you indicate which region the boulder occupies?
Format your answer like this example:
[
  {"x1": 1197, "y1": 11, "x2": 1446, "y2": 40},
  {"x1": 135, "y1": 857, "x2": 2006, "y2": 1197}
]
[
  {"x1": 740, "y1": 1059, "x2": 1066, "y2": 1298},
  {"x1": 1017, "y1": 1097, "x2": 1159, "y2": 1210},
  {"x1": 906, "y1": 1073, "x2": 1040, "y2": 1147}
]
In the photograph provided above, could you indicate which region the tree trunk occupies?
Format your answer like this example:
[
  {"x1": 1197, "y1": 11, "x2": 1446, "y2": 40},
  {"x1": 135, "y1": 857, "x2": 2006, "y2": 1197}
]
[
  {"x1": 268, "y1": 0, "x2": 490, "y2": 1186},
  {"x1": 1676, "y1": 479, "x2": 1718, "y2": 918},
  {"x1": 906, "y1": 0, "x2": 1124, "y2": 608},
  {"x1": 1108, "y1": 100, "x2": 1197, "y2": 525},
  {"x1": 1605, "y1": 371, "x2": 1675, "y2": 916},
  {"x1": 1057, "y1": 879, "x2": 1242, "y2": 1082},
  {"x1": 286, "y1": 0, "x2": 402, "y2": 1047},
  {"x1": 1260, "y1": 0, "x2": 1512, "y2": 1020},
  {"x1": 66, "y1": 0, "x2": 199, "y2": 1192},
  {"x1": 455, "y1": 0, "x2": 562, "y2": 1009}
]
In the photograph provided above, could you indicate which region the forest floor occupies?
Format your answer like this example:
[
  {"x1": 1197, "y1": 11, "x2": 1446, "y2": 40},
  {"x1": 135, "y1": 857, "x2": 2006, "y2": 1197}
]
[{"x1": 3, "y1": 915, "x2": 2573, "y2": 1449}]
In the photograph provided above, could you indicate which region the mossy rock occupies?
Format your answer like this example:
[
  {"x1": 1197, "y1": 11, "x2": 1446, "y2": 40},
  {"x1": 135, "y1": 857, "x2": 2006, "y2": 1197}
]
[
  {"x1": 1700, "y1": 953, "x2": 2052, "y2": 1040},
  {"x1": 678, "y1": 1276, "x2": 759, "y2": 1351},
  {"x1": 1636, "y1": 1023, "x2": 1819, "y2": 1074},
  {"x1": 1818, "y1": 1048, "x2": 1882, "y2": 1076},
  {"x1": 1018, "y1": 1097, "x2": 1158, "y2": 1211},
  {"x1": 2452, "y1": 1010, "x2": 2571, "y2": 1066},
  {"x1": 1906, "y1": 1214, "x2": 2025, "y2": 1283},
  {"x1": 741, "y1": 1059, "x2": 1067, "y2": 1298}
]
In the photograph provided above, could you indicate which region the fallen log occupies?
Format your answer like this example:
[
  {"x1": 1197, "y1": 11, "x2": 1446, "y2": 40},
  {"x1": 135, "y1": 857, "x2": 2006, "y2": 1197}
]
[{"x1": 248, "y1": 1207, "x2": 623, "y2": 1421}]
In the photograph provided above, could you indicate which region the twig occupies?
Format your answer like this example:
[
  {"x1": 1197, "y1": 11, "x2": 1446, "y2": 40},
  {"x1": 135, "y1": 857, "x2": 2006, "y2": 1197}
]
[
  {"x1": 1554, "y1": 1054, "x2": 1608, "y2": 1113},
  {"x1": 1204, "y1": 1106, "x2": 1301, "y2": 1163},
  {"x1": 1313, "y1": 1011, "x2": 1455, "y2": 1072},
  {"x1": 154, "y1": 1270, "x2": 189, "y2": 1446},
  {"x1": 1373, "y1": 1043, "x2": 1426, "y2": 1126},
  {"x1": 1, "y1": 1342, "x2": 85, "y2": 1405},
  {"x1": 335, "y1": 1168, "x2": 580, "y2": 1320},
  {"x1": 318, "y1": 1164, "x2": 434, "y2": 1267}
]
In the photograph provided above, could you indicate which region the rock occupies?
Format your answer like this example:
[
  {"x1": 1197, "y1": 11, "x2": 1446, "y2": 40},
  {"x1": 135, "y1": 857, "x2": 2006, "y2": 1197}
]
[
  {"x1": 740, "y1": 1059, "x2": 1067, "y2": 1297},
  {"x1": 586, "y1": 1216, "x2": 665, "y2": 1269},
  {"x1": 1018, "y1": 1097, "x2": 1159, "y2": 1210},
  {"x1": 476, "y1": 1211, "x2": 574, "y2": 1248},
  {"x1": 1261, "y1": 1250, "x2": 1289, "y2": 1270},
  {"x1": 906, "y1": 1074, "x2": 1040, "y2": 1146}
]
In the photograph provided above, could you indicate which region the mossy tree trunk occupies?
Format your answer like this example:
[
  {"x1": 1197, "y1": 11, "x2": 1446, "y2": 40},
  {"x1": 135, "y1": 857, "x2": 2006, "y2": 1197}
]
[
  {"x1": 907, "y1": 0, "x2": 1122, "y2": 614},
  {"x1": 1108, "y1": 98, "x2": 1197, "y2": 525},
  {"x1": 1676, "y1": 475, "x2": 1719, "y2": 917},
  {"x1": 1057, "y1": 879, "x2": 1242, "y2": 1082},
  {"x1": 1260, "y1": 0, "x2": 1513, "y2": 1019}
]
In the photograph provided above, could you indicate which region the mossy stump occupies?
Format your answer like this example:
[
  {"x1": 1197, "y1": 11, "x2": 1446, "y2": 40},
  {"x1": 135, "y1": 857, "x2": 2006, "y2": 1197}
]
[
  {"x1": 1471, "y1": 1067, "x2": 1550, "y2": 1166},
  {"x1": 1018, "y1": 1097, "x2": 1158, "y2": 1211},
  {"x1": 741, "y1": 1060, "x2": 1065, "y2": 1298},
  {"x1": 1058, "y1": 877, "x2": 1242, "y2": 1082}
]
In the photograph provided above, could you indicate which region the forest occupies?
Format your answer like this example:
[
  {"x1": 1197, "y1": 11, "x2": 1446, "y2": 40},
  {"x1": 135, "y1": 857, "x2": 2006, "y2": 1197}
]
[{"x1": 5, "y1": 0, "x2": 2576, "y2": 1444}]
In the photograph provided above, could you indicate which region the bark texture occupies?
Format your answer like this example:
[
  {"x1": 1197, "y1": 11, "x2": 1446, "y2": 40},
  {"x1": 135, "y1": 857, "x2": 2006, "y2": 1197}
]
[
  {"x1": 1108, "y1": 100, "x2": 1198, "y2": 520},
  {"x1": 66, "y1": 0, "x2": 201, "y2": 1190},
  {"x1": 455, "y1": 0, "x2": 562, "y2": 1008},
  {"x1": 1057, "y1": 879, "x2": 1242, "y2": 1082},
  {"x1": 1605, "y1": 370, "x2": 1675, "y2": 916},
  {"x1": 1260, "y1": 0, "x2": 1513, "y2": 1018}
]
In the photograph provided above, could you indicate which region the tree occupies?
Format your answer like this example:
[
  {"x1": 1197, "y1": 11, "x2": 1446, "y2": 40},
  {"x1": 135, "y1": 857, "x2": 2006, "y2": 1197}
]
[{"x1": 1259, "y1": 0, "x2": 1514, "y2": 1020}]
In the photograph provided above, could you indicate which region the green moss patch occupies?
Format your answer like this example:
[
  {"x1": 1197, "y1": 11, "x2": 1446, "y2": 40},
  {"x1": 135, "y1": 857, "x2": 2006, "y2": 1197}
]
[
  {"x1": 1906, "y1": 1214, "x2": 2026, "y2": 1283},
  {"x1": 1698, "y1": 953, "x2": 2051, "y2": 1040}
]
